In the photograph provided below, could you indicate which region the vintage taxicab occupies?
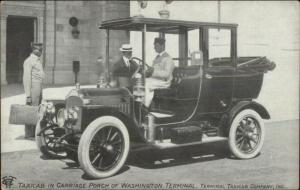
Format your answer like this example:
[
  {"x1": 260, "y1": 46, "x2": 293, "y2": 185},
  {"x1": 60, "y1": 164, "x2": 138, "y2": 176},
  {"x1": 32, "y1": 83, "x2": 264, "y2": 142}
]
[{"x1": 11, "y1": 17, "x2": 275, "y2": 179}]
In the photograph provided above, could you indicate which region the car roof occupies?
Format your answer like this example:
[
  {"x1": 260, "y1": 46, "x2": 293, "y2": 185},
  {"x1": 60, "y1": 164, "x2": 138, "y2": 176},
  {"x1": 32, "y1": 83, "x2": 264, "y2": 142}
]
[{"x1": 99, "y1": 17, "x2": 238, "y2": 34}]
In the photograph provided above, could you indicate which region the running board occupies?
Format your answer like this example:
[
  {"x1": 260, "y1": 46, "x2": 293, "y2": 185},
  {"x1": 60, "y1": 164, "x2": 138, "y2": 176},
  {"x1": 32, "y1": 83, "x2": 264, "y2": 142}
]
[{"x1": 151, "y1": 136, "x2": 228, "y2": 149}]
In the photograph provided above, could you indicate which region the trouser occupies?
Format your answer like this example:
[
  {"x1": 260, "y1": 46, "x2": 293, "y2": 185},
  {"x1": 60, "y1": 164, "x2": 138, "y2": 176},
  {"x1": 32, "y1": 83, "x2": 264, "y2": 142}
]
[
  {"x1": 145, "y1": 78, "x2": 170, "y2": 107},
  {"x1": 25, "y1": 81, "x2": 42, "y2": 138}
]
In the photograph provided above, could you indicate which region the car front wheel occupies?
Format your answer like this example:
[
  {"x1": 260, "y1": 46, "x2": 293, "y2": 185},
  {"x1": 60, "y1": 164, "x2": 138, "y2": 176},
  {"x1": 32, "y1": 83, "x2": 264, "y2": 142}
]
[
  {"x1": 228, "y1": 109, "x2": 265, "y2": 159},
  {"x1": 78, "y1": 116, "x2": 130, "y2": 179}
]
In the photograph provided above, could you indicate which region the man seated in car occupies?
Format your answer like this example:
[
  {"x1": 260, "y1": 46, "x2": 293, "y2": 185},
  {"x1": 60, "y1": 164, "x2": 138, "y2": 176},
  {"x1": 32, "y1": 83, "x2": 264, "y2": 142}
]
[
  {"x1": 145, "y1": 37, "x2": 175, "y2": 107},
  {"x1": 110, "y1": 44, "x2": 138, "y2": 88}
]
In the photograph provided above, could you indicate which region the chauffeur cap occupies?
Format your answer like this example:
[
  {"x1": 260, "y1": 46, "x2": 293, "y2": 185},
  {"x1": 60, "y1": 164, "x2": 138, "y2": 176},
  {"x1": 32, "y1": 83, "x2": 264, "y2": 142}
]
[
  {"x1": 31, "y1": 42, "x2": 43, "y2": 51},
  {"x1": 154, "y1": 37, "x2": 165, "y2": 45},
  {"x1": 120, "y1": 44, "x2": 133, "y2": 52}
]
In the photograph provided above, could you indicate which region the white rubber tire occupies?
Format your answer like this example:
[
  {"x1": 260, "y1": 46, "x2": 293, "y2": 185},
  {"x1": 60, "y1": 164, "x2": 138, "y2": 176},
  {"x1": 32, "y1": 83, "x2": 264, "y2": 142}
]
[
  {"x1": 78, "y1": 116, "x2": 130, "y2": 179},
  {"x1": 228, "y1": 109, "x2": 265, "y2": 159}
]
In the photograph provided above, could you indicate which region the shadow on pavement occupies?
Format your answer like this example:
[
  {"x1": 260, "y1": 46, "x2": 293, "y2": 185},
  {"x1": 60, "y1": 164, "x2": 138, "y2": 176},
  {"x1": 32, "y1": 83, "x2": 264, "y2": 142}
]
[
  {"x1": 57, "y1": 153, "x2": 131, "y2": 180},
  {"x1": 127, "y1": 141, "x2": 230, "y2": 169},
  {"x1": 15, "y1": 135, "x2": 35, "y2": 141},
  {"x1": 80, "y1": 166, "x2": 130, "y2": 180},
  {"x1": 63, "y1": 161, "x2": 80, "y2": 169},
  {"x1": 34, "y1": 140, "x2": 231, "y2": 179}
]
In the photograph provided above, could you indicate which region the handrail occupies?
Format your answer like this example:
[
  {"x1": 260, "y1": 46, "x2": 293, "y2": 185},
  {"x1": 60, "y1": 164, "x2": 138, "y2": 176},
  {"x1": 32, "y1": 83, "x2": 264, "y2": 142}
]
[{"x1": 238, "y1": 56, "x2": 265, "y2": 67}]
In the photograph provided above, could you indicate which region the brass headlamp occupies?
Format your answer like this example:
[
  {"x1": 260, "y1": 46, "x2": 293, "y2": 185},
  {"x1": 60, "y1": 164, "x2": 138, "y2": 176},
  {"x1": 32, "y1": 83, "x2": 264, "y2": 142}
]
[
  {"x1": 56, "y1": 106, "x2": 79, "y2": 127},
  {"x1": 45, "y1": 102, "x2": 55, "y2": 119}
]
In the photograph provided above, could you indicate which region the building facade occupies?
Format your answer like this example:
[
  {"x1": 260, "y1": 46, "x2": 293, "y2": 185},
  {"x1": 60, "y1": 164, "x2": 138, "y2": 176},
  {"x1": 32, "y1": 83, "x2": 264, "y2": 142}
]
[{"x1": 1, "y1": 1, "x2": 129, "y2": 85}]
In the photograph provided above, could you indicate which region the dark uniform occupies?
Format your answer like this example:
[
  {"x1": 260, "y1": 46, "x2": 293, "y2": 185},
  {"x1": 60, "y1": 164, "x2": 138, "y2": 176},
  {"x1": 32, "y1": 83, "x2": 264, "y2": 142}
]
[
  {"x1": 110, "y1": 44, "x2": 138, "y2": 88},
  {"x1": 112, "y1": 57, "x2": 138, "y2": 78}
]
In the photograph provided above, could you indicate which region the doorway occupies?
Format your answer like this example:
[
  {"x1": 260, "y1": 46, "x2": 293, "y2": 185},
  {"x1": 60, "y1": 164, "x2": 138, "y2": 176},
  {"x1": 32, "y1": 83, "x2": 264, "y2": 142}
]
[{"x1": 6, "y1": 16, "x2": 35, "y2": 84}]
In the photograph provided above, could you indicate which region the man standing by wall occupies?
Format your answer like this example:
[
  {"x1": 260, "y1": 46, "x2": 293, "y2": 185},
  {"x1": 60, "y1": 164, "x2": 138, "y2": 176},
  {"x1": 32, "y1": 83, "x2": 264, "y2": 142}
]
[{"x1": 23, "y1": 43, "x2": 44, "y2": 138}]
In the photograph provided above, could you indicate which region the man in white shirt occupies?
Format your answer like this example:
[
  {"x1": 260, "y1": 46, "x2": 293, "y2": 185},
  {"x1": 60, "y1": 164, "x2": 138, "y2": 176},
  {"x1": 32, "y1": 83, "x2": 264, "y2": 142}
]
[
  {"x1": 144, "y1": 37, "x2": 175, "y2": 107},
  {"x1": 23, "y1": 43, "x2": 44, "y2": 138}
]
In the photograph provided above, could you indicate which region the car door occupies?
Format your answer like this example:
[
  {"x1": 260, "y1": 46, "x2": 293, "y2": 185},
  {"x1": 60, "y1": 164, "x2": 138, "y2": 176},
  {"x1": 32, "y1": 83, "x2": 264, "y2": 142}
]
[
  {"x1": 198, "y1": 28, "x2": 234, "y2": 113},
  {"x1": 200, "y1": 64, "x2": 234, "y2": 113}
]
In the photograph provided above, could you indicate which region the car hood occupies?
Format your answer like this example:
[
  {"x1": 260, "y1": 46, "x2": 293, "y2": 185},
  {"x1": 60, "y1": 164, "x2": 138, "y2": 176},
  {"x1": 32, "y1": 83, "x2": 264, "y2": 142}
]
[
  {"x1": 76, "y1": 88, "x2": 132, "y2": 106},
  {"x1": 42, "y1": 85, "x2": 96, "y2": 101},
  {"x1": 78, "y1": 88, "x2": 126, "y2": 97},
  {"x1": 43, "y1": 85, "x2": 132, "y2": 103}
]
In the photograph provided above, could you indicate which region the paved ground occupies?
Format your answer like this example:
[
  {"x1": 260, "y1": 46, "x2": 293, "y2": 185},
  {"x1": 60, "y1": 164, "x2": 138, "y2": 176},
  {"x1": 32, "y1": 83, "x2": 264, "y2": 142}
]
[
  {"x1": 1, "y1": 84, "x2": 299, "y2": 190},
  {"x1": 1, "y1": 84, "x2": 37, "y2": 152},
  {"x1": 1, "y1": 122, "x2": 299, "y2": 189}
]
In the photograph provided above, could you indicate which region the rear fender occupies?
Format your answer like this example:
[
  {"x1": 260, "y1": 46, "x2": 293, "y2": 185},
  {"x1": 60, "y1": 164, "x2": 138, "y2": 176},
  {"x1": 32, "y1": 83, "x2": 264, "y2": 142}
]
[
  {"x1": 220, "y1": 101, "x2": 270, "y2": 135},
  {"x1": 229, "y1": 101, "x2": 270, "y2": 120}
]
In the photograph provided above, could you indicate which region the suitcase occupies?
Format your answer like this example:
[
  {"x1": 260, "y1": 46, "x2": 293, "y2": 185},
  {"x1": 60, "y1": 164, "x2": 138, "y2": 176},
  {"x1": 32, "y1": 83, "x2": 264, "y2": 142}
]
[
  {"x1": 170, "y1": 126, "x2": 203, "y2": 144},
  {"x1": 9, "y1": 104, "x2": 39, "y2": 125}
]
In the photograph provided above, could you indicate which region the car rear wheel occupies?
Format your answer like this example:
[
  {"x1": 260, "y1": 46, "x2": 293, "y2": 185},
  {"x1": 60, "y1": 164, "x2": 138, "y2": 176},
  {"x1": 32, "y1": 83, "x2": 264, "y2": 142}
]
[
  {"x1": 228, "y1": 109, "x2": 265, "y2": 159},
  {"x1": 35, "y1": 119, "x2": 67, "y2": 158},
  {"x1": 78, "y1": 116, "x2": 130, "y2": 179}
]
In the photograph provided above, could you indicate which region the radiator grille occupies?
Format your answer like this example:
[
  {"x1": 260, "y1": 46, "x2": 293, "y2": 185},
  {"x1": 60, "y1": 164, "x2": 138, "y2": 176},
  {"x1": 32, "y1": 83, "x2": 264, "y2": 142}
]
[{"x1": 110, "y1": 103, "x2": 130, "y2": 114}]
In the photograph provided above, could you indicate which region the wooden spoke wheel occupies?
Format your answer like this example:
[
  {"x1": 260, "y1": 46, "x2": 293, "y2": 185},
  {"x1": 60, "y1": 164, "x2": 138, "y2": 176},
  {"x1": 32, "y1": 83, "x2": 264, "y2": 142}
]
[
  {"x1": 229, "y1": 109, "x2": 265, "y2": 159},
  {"x1": 78, "y1": 116, "x2": 129, "y2": 179}
]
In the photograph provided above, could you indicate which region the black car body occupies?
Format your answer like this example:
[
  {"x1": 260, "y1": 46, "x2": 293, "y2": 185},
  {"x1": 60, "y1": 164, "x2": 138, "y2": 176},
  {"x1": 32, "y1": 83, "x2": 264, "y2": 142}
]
[{"x1": 21, "y1": 17, "x2": 276, "y2": 178}]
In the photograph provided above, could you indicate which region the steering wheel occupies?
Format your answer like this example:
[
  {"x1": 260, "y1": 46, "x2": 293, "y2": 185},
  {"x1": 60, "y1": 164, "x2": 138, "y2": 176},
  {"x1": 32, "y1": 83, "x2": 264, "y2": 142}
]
[{"x1": 130, "y1": 57, "x2": 151, "y2": 78}]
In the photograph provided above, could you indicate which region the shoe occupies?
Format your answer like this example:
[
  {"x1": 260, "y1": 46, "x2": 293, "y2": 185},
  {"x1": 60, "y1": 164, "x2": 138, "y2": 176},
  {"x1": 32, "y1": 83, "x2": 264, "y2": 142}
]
[{"x1": 24, "y1": 136, "x2": 35, "y2": 141}]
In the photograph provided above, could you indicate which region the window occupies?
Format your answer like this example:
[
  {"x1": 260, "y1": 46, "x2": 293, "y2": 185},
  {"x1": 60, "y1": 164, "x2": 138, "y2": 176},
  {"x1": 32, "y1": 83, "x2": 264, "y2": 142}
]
[
  {"x1": 208, "y1": 28, "x2": 232, "y2": 67},
  {"x1": 187, "y1": 29, "x2": 200, "y2": 66},
  {"x1": 130, "y1": 31, "x2": 178, "y2": 67}
]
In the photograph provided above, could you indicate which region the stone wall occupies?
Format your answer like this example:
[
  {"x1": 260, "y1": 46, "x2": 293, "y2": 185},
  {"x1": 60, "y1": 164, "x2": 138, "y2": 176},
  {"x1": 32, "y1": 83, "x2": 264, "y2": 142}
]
[
  {"x1": 44, "y1": 1, "x2": 130, "y2": 84},
  {"x1": 1, "y1": 1, "x2": 130, "y2": 85},
  {"x1": 1, "y1": 1, "x2": 45, "y2": 85}
]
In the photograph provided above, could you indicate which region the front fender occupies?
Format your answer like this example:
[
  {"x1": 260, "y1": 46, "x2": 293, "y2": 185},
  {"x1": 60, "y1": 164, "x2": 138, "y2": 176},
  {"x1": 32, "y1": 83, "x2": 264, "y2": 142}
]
[{"x1": 81, "y1": 106, "x2": 143, "y2": 142}]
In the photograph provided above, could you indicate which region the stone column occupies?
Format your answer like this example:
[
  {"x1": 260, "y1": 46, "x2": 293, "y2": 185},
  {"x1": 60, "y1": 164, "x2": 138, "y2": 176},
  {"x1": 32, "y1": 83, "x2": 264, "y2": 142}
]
[{"x1": 1, "y1": 15, "x2": 7, "y2": 85}]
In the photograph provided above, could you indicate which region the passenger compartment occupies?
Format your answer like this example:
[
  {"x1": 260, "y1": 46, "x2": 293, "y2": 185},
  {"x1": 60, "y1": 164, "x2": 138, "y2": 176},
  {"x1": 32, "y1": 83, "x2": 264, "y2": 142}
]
[{"x1": 154, "y1": 65, "x2": 201, "y2": 100}]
